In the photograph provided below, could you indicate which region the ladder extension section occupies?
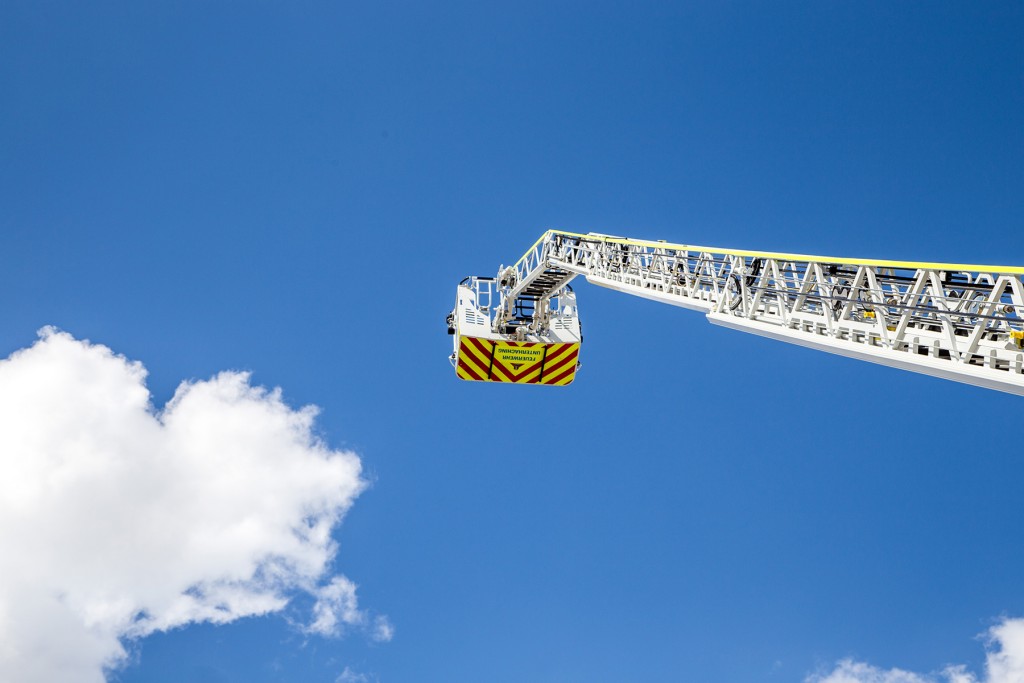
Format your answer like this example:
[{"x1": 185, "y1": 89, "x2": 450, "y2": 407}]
[{"x1": 497, "y1": 230, "x2": 1024, "y2": 395}]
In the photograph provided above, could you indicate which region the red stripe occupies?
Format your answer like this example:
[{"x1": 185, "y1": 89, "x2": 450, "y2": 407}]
[
  {"x1": 467, "y1": 338, "x2": 497, "y2": 377},
  {"x1": 500, "y1": 359, "x2": 553, "y2": 383},
  {"x1": 458, "y1": 361, "x2": 483, "y2": 381},
  {"x1": 530, "y1": 345, "x2": 566, "y2": 382},
  {"x1": 458, "y1": 344, "x2": 490, "y2": 377},
  {"x1": 493, "y1": 353, "x2": 551, "y2": 382},
  {"x1": 541, "y1": 344, "x2": 571, "y2": 366},
  {"x1": 463, "y1": 345, "x2": 491, "y2": 369},
  {"x1": 544, "y1": 362, "x2": 577, "y2": 385},
  {"x1": 510, "y1": 363, "x2": 544, "y2": 382},
  {"x1": 468, "y1": 336, "x2": 493, "y2": 358},
  {"x1": 460, "y1": 342, "x2": 493, "y2": 377},
  {"x1": 506, "y1": 356, "x2": 549, "y2": 381},
  {"x1": 490, "y1": 358, "x2": 523, "y2": 382},
  {"x1": 542, "y1": 348, "x2": 578, "y2": 378}
]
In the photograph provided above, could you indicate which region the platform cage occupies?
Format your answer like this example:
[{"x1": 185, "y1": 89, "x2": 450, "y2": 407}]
[{"x1": 448, "y1": 276, "x2": 581, "y2": 385}]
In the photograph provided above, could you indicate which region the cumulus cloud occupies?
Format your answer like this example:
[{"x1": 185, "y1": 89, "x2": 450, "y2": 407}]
[
  {"x1": 0, "y1": 328, "x2": 385, "y2": 682},
  {"x1": 807, "y1": 618, "x2": 1024, "y2": 683}
]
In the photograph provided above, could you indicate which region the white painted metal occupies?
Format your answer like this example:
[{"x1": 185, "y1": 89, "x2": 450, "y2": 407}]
[
  {"x1": 449, "y1": 277, "x2": 581, "y2": 367},
  {"x1": 490, "y1": 230, "x2": 1024, "y2": 395}
]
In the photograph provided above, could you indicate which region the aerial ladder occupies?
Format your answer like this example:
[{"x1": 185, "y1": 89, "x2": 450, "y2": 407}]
[{"x1": 448, "y1": 230, "x2": 1024, "y2": 395}]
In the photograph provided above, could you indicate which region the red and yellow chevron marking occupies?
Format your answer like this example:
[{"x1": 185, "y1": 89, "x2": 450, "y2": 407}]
[{"x1": 455, "y1": 336, "x2": 580, "y2": 386}]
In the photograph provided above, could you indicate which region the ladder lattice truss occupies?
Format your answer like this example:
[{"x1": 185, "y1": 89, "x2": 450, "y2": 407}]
[{"x1": 495, "y1": 230, "x2": 1024, "y2": 395}]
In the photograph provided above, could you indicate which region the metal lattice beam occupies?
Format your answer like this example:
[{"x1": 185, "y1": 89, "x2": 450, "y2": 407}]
[{"x1": 495, "y1": 230, "x2": 1024, "y2": 395}]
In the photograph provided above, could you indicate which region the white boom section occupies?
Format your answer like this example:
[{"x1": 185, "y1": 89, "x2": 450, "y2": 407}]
[{"x1": 495, "y1": 230, "x2": 1024, "y2": 395}]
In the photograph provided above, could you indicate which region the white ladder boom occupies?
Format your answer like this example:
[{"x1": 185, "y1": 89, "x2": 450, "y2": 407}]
[{"x1": 482, "y1": 229, "x2": 1024, "y2": 395}]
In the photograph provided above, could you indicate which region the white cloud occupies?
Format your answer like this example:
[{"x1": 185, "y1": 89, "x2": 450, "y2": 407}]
[
  {"x1": 808, "y1": 660, "x2": 935, "y2": 683},
  {"x1": 306, "y1": 576, "x2": 363, "y2": 636},
  {"x1": 303, "y1": 576, "x2": 393, "y2": 642},
  {"x1": 0, "y1": 328, "x2": 386, "y2": 682},
  {"x1": 807, "y1": 618, "x2": 1024, "y2": 683},
  {"x1": 336, "y1": 666, "x2": 373, "y2": 683},
  {"x1": 372, "y1": 614, "x2": 396, "y2": 642}
]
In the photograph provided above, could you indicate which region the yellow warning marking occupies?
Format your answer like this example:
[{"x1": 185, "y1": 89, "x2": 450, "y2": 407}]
[{"x1": 455, "y1": 337, "x2": 579, "y2": 385}]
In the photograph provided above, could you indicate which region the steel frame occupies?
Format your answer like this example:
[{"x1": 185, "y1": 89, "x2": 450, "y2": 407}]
[{"x1": 495, "y1": 230, "x2": 1024, "y2": 395}]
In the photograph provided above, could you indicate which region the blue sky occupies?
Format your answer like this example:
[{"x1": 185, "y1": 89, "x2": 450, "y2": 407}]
[{"x1": 1, "y1": 2, "x2": 1023, "y2": 682}]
